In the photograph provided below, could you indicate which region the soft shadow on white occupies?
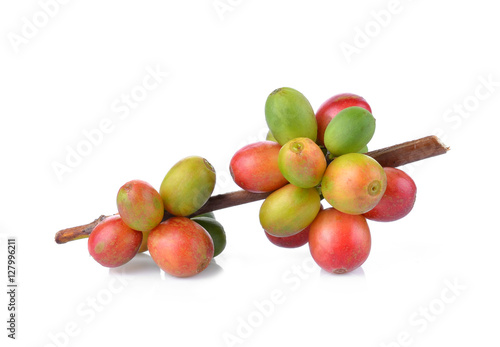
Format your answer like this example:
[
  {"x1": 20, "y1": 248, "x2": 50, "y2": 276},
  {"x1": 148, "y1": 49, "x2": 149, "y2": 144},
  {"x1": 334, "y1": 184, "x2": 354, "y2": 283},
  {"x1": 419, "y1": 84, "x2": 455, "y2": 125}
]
[
  {"x1": 320, "y1": 266, "x2": 366, "y2": 279},
  {"x1": 109, "y1": 253, "x2": 161, "y2": 277},
  {"x1": 163, "y1": 258, "x2": 224, "y2": 281}
]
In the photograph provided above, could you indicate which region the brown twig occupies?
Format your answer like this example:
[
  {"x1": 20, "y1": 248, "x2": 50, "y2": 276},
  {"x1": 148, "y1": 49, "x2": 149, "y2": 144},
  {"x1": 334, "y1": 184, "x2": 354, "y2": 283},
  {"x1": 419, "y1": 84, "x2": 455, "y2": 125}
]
[
  {"x1": 54, "y1": 135, "x2": 449, "y2": 244},
  {"x1": 55, "y1": 215, "x2": 108, "y2": 244},
  {"x1": 365, "y1": 135, "x2": 449, "y2": 167}
]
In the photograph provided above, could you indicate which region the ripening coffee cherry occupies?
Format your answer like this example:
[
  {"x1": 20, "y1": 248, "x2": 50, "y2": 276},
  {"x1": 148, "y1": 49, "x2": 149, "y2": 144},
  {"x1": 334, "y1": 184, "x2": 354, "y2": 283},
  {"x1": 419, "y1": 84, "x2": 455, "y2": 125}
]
[
  {"x1": 259, "y1": 184, "x2": 321, "y2": 237},
  {"x1": 230, "y1": 141, "x2": 288, "y2": 193},
  {"x1": 88, "y1": 215, "x2": 142, "y2": 268},
  {"x1": 265, "y1": 87, "x2": 317, "y2": 145},
  {"x1": 160, "y1": 156, "x2": 216, "y2": 216},
  {"x1": 322, "y1": 153, "x2": 386, "y2": 215},
  {"x1": 117, "y1": 179, "x2": 164, "y2": 232},
  {"x1": 315, "y1": 93, "x2": 372, "y2": 146},
  {"x1": 278, "y1": 137, "x2": 326, "y2": 188},
  {"x1": 191, "y1": 216, "x2": 227, "y2": 257},
  {"x1": 364, "y1": 167, "x2": 417, "y2": 222},
  {"x1": 323, "y1": 106, "x2": 375, "y2": 156},
  {"x1": 148, "y1": 217, "x2": 214, "y2": 278},
  {"x1": 309, "y1": 208, "x2": 371, "y2": 274}
]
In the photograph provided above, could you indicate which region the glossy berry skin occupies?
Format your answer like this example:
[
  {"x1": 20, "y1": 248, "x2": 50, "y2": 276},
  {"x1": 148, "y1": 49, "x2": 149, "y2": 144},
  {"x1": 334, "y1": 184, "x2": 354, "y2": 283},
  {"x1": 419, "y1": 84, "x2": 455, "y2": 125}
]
[
  {"x1": 148, "y1": 217, "x2": 214, "y2": 278},
  {"x1": 315, "y1": 93, "x2": 372, "y2": 146},
  {"x1": 259, "y1": 184, "x2": 321, "y2": 237},
  {"x1": 230, "y1": 141, "x2": 288, "y2": 193},
  {"x1": 278, "y1": 137, "x2": 326, "y2": 188},
  {"x1": 88, "y1": 215, "x2": 142, "y2": 268},
  {"x1": 323, "y1": 106, "x2": 376, "y2": 157},
  {"x1": 364, "y1": 167, "x2": 417, "y2": 222},
  {"x1": 160, "y1": 156, "x2": 216, "y2": 217},
  {"x1": 322, "y1": 153, "x2": 386, "y2": 215},
  {"x1": 264, "y1": 205, "x2": 323, "y2": 248},
  {"x1": 265, "y1": 87, "x2": 317, "y2": 145},
  {"x1": 309, "y1": 208, "x2": 371, "y2": 274},
  {"x1": 191, "y1": 217, "x2": 227, "y2": 257},
  {"x1": 117, "y1": 179, "x2": 164, "y2": 232},
  {"x1": 265, "y1": 226, "x2": 310, "y2": 248},
  {"x1": 316, "y1": 93, "x2": 372, "y2": 145}
]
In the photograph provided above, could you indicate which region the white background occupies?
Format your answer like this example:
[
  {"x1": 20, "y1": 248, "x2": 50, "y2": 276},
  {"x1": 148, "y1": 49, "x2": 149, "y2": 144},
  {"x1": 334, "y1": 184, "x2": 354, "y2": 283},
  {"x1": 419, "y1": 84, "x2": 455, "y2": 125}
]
[{"x1": 1, "y1": 1, "x2": 499, "y2": 346}]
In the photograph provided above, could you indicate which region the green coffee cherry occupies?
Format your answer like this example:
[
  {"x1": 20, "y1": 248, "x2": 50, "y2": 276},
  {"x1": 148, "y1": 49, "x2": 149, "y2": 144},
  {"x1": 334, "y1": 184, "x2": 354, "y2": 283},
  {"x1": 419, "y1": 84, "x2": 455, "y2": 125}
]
[
  {"x1": 265, "y1": 87, "x2": 317, "y2": 145},
  {"x1": 160, "y1": 156, "x2": 216, "y2": 216},
  {"x1": 324, "y1": 106, "x2": 375, "y2": 156}
]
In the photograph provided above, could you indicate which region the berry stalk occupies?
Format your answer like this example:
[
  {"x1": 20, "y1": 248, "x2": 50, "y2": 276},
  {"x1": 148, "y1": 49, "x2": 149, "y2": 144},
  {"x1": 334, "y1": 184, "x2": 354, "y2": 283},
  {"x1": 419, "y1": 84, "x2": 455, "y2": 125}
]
[{"x1": 54, "y1": 135, "x2": 448, "y2": 244}]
